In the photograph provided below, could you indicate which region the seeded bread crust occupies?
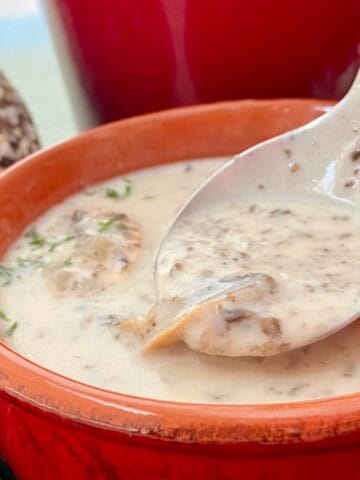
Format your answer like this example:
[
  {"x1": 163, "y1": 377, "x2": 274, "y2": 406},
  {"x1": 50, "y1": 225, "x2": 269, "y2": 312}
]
[{"x1": 0, "y1": 70, "x2": 40, "y2": 170}]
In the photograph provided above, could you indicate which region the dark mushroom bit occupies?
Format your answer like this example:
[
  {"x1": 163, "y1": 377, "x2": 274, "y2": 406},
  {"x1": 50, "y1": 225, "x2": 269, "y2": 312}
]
[
  {"x1": 143, "y1": 273, "x2": 291, "y2": 356},
  {"x1": 44, "y1": 209, "x2": 141, "y2": 296}
]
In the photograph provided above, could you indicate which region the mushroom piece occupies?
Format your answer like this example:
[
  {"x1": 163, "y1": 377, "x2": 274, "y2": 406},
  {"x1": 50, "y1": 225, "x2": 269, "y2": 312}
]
[
  {"x1": 141, "y1": 273, "x2": 289, "y2": 357},
  {"x1": 44, "y1": 210, "x2": 141, "y2": 296}
]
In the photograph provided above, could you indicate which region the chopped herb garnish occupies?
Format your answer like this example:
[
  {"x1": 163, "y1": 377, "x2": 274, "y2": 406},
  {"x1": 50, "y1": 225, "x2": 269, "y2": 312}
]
[
  {"x1": 25, "y1": 228, "x2": 76, "y2": 253},
  {"x1": 17, "y1": 257, "x2": 46, "y2": 270},
  {"x1": 0, "y1": 310, "x2": 10, "y2": 322},
  {"x1": 98, "y1": 218, "x2": 117, "y2": 232},
  {"x1": 142, "y1": 195, "x2": 155, "y2": 200},
  {"x1": 16, "y1": 257, "x2": 26, "y2": 268},
  {"x1": 6, "y1": 321, "x2": 18, "y2": 336},
  {"x1": 0, "y1": 265, "x2": 12, "y2": 275},
  {"x1": 97, "y1": 216, "x2": 127, "y2": 233},
  {"x1": 0, "y1": 265, "x2": 13, "y2": 286},
  {"x1": 63, "y1": 258, "x2": 73, "y2": 267},
  {"x1": 0, "y1": 312, "x2": 17, "y2": 337},
  {"x1": 105, "y1": 188, "x2": 121, "y2": 199},
  {"x1": 26, "y1": 229, "x2": 45, "y2": 247},
  {"x1": 49, "y1": 235, "x2": 76, "y2": 252},
  {"x1": 105, "y1": 177, "x2": 132, "y2": 201},
  {"x1": 122, "y1": 184, "x2": 132, "y2": 198},
  {"x1": 33, "y1": 260, "x2": 46, "y2": 269},
  {"x1": 105, "y1": 181, "x2": 132, "y2": 201}
]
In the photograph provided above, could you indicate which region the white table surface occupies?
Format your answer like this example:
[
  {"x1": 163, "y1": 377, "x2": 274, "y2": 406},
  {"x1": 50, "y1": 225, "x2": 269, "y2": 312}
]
[{"x1": 0, "y1": 0, "x2": 78, "y2": 146}]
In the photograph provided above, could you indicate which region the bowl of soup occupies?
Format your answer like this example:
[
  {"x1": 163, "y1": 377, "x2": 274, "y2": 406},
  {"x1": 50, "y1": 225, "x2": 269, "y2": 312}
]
[{"x1": 2, "y1": 98, "x2": 360, "y2": 480}]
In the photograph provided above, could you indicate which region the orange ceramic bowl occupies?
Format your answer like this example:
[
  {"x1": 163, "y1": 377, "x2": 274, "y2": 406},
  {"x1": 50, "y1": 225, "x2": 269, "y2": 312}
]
[{"x1": 1, "y1": 99, "x2": 360, "y2": 480}]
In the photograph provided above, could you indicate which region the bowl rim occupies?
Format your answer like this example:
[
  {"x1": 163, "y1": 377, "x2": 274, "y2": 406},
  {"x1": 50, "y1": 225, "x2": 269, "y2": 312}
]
[{"x1": 2, "y1": 98, "x2": 360, "y2": 445}]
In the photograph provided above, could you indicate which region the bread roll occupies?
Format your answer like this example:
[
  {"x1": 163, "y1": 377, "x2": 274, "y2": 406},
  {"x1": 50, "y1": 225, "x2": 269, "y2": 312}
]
[{"x1": 0, "y1": 70, "x2": 40, "y2": 170}]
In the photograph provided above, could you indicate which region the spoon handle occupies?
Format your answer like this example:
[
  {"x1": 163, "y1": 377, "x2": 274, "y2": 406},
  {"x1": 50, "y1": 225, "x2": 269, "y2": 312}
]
[{"x1": 290, "y1": 67, "x2": 360, "y2": 148}]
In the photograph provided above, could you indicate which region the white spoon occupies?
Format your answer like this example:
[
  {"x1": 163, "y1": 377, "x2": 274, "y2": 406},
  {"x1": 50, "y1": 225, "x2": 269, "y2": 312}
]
[{"x1": 152, "y1": 69, "x2": 360, "y2": 356}]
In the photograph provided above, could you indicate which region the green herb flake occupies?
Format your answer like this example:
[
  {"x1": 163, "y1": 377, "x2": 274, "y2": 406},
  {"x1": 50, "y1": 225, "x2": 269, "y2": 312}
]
[
  {"x1": 16, "y1": 257, "x2": 26, "y2": 268},
  {"x1": 0, "y1": 265, "x2": 12, "y2": 275},
  {"x1": 49, "y1": 235, "x2": 76, "y2": 252},
  {"x1": 142, "y1": 195, "x2": 155, "y2": 200},
  {"x1": 26, "y1": 229, "x2": 45, "y2": 247},
  {"x1": 98, "y1": 218, "x2": 117, "y2": 232},
  {"x1": 0, "y1": 310, "x2": 10, "y2": 322},
  {"x1": 6, "y1": 321, "x2": 18, "y2": 337},
  {"x1": 0, "y1": 265, "x2": 13, "y2": 286},
  {"x1": 105, "y1": 182, "x2": 132, "y2": 201},
  {"x1": 105, "y1": 188, "x2": 121, "y2": 200},
  {"x1": 63, "y1": 258, "x2": 73, "y2": 267},
  {"x1": 17, "y1": 257, "x2": 46, "y2": 270},
  {"x1": 0, "y1": 310, "x2": 17, "y2": 336},
  {"x1": 121, "y1": 184, "x2": 132, "y2": 199},
  {"x1": 34, "y1": 261, "x2": 46, "y2": 269}
]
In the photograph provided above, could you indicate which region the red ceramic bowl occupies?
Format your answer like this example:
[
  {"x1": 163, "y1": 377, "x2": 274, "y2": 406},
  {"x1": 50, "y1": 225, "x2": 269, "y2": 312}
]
[
  {"x1": 46, "y1": 0, "x2": 360, "y2": 127},
  {"x1": 2, "y1": 99, "x2": 360, "y2": 480}
]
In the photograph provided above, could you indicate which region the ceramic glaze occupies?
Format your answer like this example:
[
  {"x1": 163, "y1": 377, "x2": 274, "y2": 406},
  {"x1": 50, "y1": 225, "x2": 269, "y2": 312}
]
[{"x1": 4, "y1": 100, "x2": 360, "y2": 480}]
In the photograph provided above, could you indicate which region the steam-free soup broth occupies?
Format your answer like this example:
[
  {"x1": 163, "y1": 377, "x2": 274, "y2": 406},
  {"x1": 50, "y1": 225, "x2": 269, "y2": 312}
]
[{"x1": 1, "y1": 158, "x2": 360, "y2": 404}]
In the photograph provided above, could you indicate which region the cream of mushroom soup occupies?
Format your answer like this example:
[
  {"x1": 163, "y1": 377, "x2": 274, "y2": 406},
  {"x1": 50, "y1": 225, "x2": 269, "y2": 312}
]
[
  {"x1": 145, "y1": 199, "x2": 360, "y2": 357},
  {"x1": 1, "y1": 158, "x2": 360, "y2": 404}
]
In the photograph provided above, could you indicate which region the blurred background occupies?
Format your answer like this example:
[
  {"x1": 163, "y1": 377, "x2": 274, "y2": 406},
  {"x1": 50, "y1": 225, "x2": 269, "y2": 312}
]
[
  {"x1": 2, "y1": 0, "x2": 360, "y2": 146},
  {"x1": 0, "y1": 0, "x2": 77, "y2": 145}
]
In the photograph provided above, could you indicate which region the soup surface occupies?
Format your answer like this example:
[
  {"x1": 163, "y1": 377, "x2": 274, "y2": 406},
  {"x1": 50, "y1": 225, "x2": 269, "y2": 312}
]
[
  {"x1": 1, "y1": 158, "x2": 360, "y2": 404},
  {"x1": 148, "y1": 199, "x2": 360, "y2": 357}
]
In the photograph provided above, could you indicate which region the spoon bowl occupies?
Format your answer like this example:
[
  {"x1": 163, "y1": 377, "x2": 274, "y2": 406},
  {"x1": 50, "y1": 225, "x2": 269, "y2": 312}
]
[{"x1": 154, "y1": 70, "x2": 360, "y2": 356}]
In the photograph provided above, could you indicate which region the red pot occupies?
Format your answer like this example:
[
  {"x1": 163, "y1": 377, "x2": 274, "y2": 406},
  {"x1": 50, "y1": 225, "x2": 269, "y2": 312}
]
[
  {"x1": 45, "y1": 0, "x2": 360, "y2": 128},
  {"x1": 1, "y1": 99, "x2": 360, "y2": 480}
]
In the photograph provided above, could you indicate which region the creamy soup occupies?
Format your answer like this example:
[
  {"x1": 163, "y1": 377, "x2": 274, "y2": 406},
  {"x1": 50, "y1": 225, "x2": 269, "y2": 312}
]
[
  {"x1": 1, "y1": 158, "x2": 360, "y2": 404},
  {"x1": 146, "y1": 198, "x2": 360, "y2": 357}
]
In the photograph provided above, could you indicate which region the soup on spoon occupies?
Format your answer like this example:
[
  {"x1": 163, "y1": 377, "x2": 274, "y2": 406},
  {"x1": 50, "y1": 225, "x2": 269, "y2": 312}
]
[
  {"x1": 145, "y1": 69, "x2": 360, "y2": 357},
  {"x1": 142, "y1": 195, "x2": 360, "y2": 356}
]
